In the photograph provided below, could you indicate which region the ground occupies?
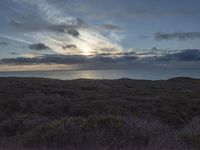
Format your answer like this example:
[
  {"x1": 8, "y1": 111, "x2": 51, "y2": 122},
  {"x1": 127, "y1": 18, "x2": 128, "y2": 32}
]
[{"x1": 0, "y1": 77, "x2": 200, "y2": 150}]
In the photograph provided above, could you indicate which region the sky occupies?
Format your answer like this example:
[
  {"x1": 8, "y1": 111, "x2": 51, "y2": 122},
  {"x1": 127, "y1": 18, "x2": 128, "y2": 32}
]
[{"x1": 0, "y1": 0, "x2": 200, "y2": 72}]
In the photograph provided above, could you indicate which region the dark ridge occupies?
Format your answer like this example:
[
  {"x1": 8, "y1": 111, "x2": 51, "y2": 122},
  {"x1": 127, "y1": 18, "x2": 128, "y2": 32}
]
[{"x1": 167, "y1": 77, "x2": 198, "y2": 82}]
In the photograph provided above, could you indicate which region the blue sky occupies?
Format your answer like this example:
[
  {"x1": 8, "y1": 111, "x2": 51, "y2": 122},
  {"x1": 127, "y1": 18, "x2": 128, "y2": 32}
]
[{"x1": 0, "y1": 0, "x2": 200, "y2": 71}]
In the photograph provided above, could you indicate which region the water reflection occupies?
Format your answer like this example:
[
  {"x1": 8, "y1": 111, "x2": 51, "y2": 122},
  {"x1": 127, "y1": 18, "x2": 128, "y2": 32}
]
[{"x1": 0, "y1": 69, "x2": 199, "y2": 80}]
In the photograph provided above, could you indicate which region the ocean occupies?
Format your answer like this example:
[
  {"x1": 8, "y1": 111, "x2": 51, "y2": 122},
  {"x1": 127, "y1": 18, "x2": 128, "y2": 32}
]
[{"x1": 0, "y1": 69, "x2": 199, "y2": 80}]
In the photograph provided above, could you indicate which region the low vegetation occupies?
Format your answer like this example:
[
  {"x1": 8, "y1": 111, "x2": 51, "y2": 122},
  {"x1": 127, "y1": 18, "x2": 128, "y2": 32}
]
[{"x1": 0, "y1": 77, "x2": 200, "y2": 150}]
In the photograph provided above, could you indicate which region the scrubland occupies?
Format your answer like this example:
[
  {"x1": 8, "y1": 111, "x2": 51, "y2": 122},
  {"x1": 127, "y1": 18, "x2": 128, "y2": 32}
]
[{"x1": 0, "y1": 77, "x2": 200, "y2": 150}]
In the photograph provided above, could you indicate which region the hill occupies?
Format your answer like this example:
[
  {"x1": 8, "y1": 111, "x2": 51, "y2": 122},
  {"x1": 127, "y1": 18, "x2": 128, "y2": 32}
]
[{"x1": 0, "y1": 77, "x2": 200, "y2": 150}]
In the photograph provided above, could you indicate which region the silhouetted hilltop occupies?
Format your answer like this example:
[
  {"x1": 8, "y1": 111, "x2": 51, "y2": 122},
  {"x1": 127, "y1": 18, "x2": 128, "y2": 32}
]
[{"x1": 168, "y1": 77, "x2": 198, "y2": 82}]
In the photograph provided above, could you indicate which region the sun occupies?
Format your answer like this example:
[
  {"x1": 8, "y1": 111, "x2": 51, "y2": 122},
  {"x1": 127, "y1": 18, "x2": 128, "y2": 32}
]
[{"x1": 79, "y1": 42, "x2": 93, "y2": 56}]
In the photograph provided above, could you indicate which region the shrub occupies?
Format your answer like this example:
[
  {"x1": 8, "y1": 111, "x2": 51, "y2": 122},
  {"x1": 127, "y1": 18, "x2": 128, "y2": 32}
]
[
  {"x1": 17, "y1": 117, "x2": 86, "y2": 147},
  {"x1": 0, "y1": 118, "x2": 25, "y2": 137},
  {"x1": 35, "y1": 120, "x2": 65, "y2": 147},
  {"x1": 179, "y1": 117, "x2": 200, "y2": 149},
  {"x1": 0, "y1": 111, "x2": 6, "y2": 122}
]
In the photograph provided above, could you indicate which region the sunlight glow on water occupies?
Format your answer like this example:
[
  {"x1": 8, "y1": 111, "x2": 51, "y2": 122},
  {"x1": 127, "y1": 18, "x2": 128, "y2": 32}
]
[{"x1": 0, "y1": 69, "x2": 199, "y2": 80}]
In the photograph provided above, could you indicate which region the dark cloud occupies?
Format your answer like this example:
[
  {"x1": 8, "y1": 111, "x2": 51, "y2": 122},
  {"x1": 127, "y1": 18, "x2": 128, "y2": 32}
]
[
  {"x1": 67, "y1": 29, "x2": 80, "y2": 37},
  {"x1": 96, "y1": 52, "x2": 136, "y2": 57},
  {"x1": 95, "y1": 49, "x2": 200, "y2": 63},
  {"x1": 9, "y1": 52, "x2": 19, "y2": 55},
  {"x1": 136, "y1": 52, "x2": 156, "y2": 56},
  {"x1": 11, "y1": 20, "x2": 82, "y2": 38},
  {"x1": 0, "y1": 54, "x2": 88, "y2": 65},
  {"x1": 10, "y1": 18, "x2": 84, "y2": 36},
  {"x1": 11, "y1": 19, "x2": 82, "y2": 39},
  {"x1": 47, "y1": 19, "x2": 87, "y2": 34},
  {"x1": 62, "y1": 44, "x2": 77, "y2": 49},
  {"x1": 50, "y1": 26, "x2": 65, "y2": 33},
  {"x1": 76, "y1": 18, "x2": 88, "y2": 27},
  {"x1": 101, "y1": 24, "x2": 122, "y2": 31},
  {"x1": 1, "y1": 49, "x2": 200, "y2": 66},
  {"x1": 0, "y1": 53, "x2": 138, "y2": 65},
  {"x1": 0, "y1": 42, "x2": 9, "y2": 45},
  {"x1": 47, "y1": 25, "x2": 78, "y2": 33},
  {"x1": 155, "y1": 32, "x2": 200, "y2": 41},
  {"x1": 151, "y1": 47, "x2": 158, "y2": 51},
  {"x1": 152, "y1": 49, "x2": 200, "y2": 61},
  {"x1": 92, "y1": 55, "x2": 137, "y2": 63},
  {"x1": 29, "y1": 43, "x2": 50, "y2": 51}
]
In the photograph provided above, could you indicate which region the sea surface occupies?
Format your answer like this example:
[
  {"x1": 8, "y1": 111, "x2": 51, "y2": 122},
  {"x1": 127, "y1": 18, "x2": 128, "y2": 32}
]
[{"x1": 0, "y1": 69, "x2": 199, "y2": 80}]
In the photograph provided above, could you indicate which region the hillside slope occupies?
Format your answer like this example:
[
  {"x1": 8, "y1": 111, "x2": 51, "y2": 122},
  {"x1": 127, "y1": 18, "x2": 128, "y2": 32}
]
[{"x1": 0, "y1": 77, "x2": 200, "y2": 150}]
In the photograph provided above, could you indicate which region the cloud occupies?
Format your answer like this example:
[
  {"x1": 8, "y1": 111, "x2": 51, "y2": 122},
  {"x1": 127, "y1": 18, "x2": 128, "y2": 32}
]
[
  {"x1": 67, "y1": 29, "x2": 80, "y2": 37},
  {"x1": 155, "y1": 32, "x2": 200, "y2": 41},
  {"x1": 9, "y1": 52, "x2": 19, "y2": 55},
  {"x1": 151, "y1": 47, "x2": 158, "y2": 51},
  {"x1": 29, "y1": 43, "x2": 50, "y2": 51},
  {"x1": 11, "y1": 19, "x2": 82, "y2": 34},
  {"x1": 0, "y1": 42, "x2": 9, "y2": 45},
  {"x1": 98, "y1": 23, "x2": 123, "y2": 42},
  {"x1": 0, "y1": 54, "x2": 88, "y2": 65},
  {"x1": 62, "y1": 44, "x2": 77, "y2": 49},
  {"x1": 92, "y1": 55, "x2": 138, "y2": 63},
  {"x1": 0, "y1": 52, "x2": 139, "y2": 65},
  {"x1": 1, "y1": 49, "x2": 200, "y2": 69},
  {"x1": 0, "y1": 34, "x2": 32, "y2": 44},
  {"x1": 100, "y1": 24, "x2": 122, "y2": 32},
  {"x1": 153, "y1": 49, "x2": 200, "y2": 61},
  {"x1": 7, "y1": 0, "x2": 123, "y2": 55}
]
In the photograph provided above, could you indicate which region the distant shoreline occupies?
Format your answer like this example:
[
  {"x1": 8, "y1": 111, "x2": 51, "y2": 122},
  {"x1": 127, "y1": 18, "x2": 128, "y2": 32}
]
[
  {"x1": 0, "y1": 76, "x2": 199, "y2": 81},
  {"x1": 0, "y1": 69, "x2": 199, "y2": 81}
]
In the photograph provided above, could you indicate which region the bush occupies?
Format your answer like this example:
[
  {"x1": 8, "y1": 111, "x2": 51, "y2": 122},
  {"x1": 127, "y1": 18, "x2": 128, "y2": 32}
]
[
  {"x1": 0, "y1": 118, "x2": 25, "y2": 137},
  {"x1": 179, "y1": 117, "x2": 200, "y2": 149},
  {"x1": 0, "y1": 111, "x2": 6, "y2": 122},
  {"x1": 36, "y1": 120, "x2": 65, "y2": 146},
  {"x1": 81, "y1": 116, "x2": 129, "y2": 146},
  {"x1": 0, "y1": 77, "x2": 200, "y2": 149},
  {"x1": 16, "y1": 117, "x2": 85, "y2": 147}
]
